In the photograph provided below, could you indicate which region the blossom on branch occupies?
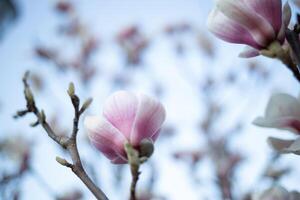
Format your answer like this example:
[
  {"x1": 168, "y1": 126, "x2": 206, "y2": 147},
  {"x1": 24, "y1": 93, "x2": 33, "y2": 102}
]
[
  {"x1": 207, "y1": 0, "x2": 291, "y2": 58},
  {"x1": 84, "y1": 91, "x2": 166, "y2": 164},
  {"x1": 253, "y1": 93, "x2": 300, "y2": 133},
  {"x1": 253, "y1": 93, "x2": 300, "y2": 155}
]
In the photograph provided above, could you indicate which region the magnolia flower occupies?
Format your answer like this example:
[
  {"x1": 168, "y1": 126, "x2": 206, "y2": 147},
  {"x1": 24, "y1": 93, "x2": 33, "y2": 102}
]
[
  {"x1": 253, "y1": 93, "x2": 300, "y2": 133},
  {"x1": 253, "y1": 93, "x2": 300, "y2": 155},
  {"x1": 84, "y1": 91, "x2": 166, "y2": 164},
  {"x1": 207, "y1": 0, "x2": 291, "y2": 58}
]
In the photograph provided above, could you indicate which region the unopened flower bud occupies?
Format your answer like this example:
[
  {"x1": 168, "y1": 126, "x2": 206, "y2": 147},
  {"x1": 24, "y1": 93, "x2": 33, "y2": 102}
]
[
  {"x1": 84, "y1": 91, "x2": 166, "y2": 164},
  {"x1": 67, "y1": 82, "x2": 75, "y2": 97},
  {"x1": 139, "y1": 139, "x2": 154, "y2": 158}
]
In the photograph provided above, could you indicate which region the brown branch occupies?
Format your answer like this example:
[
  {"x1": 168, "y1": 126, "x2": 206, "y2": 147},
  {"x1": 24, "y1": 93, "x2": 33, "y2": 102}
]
[
  {"x1": 14, "y1": 71, "x2": 108, "y2": 200},
  {"x1": 285, "y1": 29, "x2": 300, "y2": 83}
]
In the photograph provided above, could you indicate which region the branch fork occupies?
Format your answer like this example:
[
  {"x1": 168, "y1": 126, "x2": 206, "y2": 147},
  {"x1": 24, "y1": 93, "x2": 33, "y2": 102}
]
[{"x1": 14, "y1": 71, "x2": 108, "y2": 200}]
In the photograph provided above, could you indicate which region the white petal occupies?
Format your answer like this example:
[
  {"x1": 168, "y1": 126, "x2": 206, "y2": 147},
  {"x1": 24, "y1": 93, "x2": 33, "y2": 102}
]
[
  {"x1": 265, "y1": 93, "x2": 300, "y2": 119},
  {"x1": 267, "y1": 137, "x2": 294, "y2": 152},
  {"x1": 253, "y1": 116, "x2": 300, "y2": 134},
  {"x1": 282, "y1": 137, "x2": 300, "y2": 155}
]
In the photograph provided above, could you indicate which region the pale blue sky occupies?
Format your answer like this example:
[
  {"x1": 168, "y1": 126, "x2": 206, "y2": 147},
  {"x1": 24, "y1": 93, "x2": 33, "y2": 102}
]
[{"x1": 1, "y1": 0, "x2": 300, "y2": 200}]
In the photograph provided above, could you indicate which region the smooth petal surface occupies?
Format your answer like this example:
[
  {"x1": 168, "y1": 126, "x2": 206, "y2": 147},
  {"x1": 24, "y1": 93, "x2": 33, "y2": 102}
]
[
  {"x1": 253, "y1": 93, "x2": 300, "y2": 133},
  {"x1": 238, "y1": 47, "x2": 260, "y2": 58},
  {"x1": 111, "y1": 156, "x2": 127, "y2": 164},
  {"x1": 84, "y1": 116, "x2": 127, "y2": 161},
  {"x1": 207, "y1": 7, "x2": 261, "y2": 49},
  {"x1": 244, "y1": 0, "x2": 282, "y2": 34},
  {"x1": 103, "y1": 91, "x2": 138, "y2": 139},
  {"x1": 264, "y1": 93, "x2": 300, "y2": 119},
  {"x1": 253, "y1": 117, "x2": 300, "y2": 133},
  {"x1": 282, "y1": 137, "x2": 300, "y2": 155},
  {"x1": 217, "y1": 0, "x2": 275, "y2": 46},
  {"x1": 267, "y1": 137, "x2": 295, "y2": 152},
  {"x1": 130, "y1": 94, "x2": 166, "y2": 146},
  {"x1": 150, "y1": 129, "x2": 161, "y2": 142}
]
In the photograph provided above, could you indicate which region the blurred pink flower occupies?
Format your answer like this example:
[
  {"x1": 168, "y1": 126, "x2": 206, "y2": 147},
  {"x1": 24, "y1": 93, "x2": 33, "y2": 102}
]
[
  {"x1": 207, "y1": 0, "x2": 291, "y2": 58},
  {"x1": 253, "y1": 93, "x2": 300, "y2": 133},
  {"x1": 84, "y1": 91, "x2": 166, "y2": 164}
]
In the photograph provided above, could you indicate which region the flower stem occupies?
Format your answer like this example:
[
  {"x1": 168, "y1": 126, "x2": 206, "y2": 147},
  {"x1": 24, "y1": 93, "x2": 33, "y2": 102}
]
[
  {"x1": 265, "y1": 41, "x2": 300, "y2": 83},
  {"x1": 130, "y1": 167, "x2": 140, "y2": 200},
  {"x1": 124, "y1": 143, "x2": 141, "y2": 200}
]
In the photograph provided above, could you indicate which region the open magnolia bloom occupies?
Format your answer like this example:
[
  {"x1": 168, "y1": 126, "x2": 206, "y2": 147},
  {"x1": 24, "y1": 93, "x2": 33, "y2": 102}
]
[
  {"x1": 84, "y1": 91, "x2": 166, "y2": 164},
  {"x1": 207, "y1": 0, "x2": 291, "y2": 58},
  {"x1": 253, "y1": 93, "x2": 300, "y2": 154},
  {"x1": 253, "y1": 93, "x2": 300, "y2": 133}
]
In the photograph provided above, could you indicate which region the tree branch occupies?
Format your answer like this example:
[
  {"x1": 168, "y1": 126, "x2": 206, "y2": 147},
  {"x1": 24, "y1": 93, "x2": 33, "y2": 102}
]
[
  {"x1": 14, "y1": 71, "x2": 108, "y2": 200},
  {"x1": 284, "y1": 29, "x2": 300, "y2": 83}
]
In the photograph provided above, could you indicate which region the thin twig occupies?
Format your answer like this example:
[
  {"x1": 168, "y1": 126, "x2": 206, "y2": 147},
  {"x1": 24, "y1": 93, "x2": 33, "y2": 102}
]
[{"x1": 15, "y1": 71, "x2": 108, "y2": 200}]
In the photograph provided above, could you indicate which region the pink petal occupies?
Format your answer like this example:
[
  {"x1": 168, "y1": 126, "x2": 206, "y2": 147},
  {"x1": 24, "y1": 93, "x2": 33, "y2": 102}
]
[
  {"x1": 244, "y1": 0, "x2": 282, "y2": 34},
  {"x1": 103, "y1": 91, "x2": 138, "y2": 139},
  {"x1": 238, "y1": 47, "x2": 260, "y2": 58},
  {"x1": 286, "y1": 119, "x2": 300, "y2": 133},
  {"x1": 130, "y1": 94, "x2": 166, "y2": 146},
  {"x1": 150, "y1": 129, "x2": 161, "y2": 142},
  {"x1": 111, "y1": 157, "x2": 127, "y2": 164},
  {"x1": 207, "y1": 7, "x2": 261, "y2": 49},
  {"x1": 217, "y1": 0, "x2": 275, "y2": 47},
  {"x1": 84, "y1": 116, "x2": 127, "y2": 160}
]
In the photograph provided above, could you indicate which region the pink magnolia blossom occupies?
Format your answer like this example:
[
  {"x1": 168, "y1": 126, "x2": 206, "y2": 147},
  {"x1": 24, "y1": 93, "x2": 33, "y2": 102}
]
[
  {"x1": 84, "y1": 91, "x2": 166, "y2": 164},
  {"x1": 253, "y1": 93, "x2": 300, "y2": 133},
  {"x1": 253, "y1": 93, "x2": 300, "y2": 155},
  {"x1": 207, "y1": 0, "x2": 291, "y2": 58}
]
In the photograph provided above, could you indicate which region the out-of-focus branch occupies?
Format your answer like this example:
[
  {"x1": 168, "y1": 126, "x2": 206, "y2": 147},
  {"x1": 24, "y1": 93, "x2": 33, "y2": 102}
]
[{"x1": 14, "y1": 71, "x2": 108, "y2": 200}]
